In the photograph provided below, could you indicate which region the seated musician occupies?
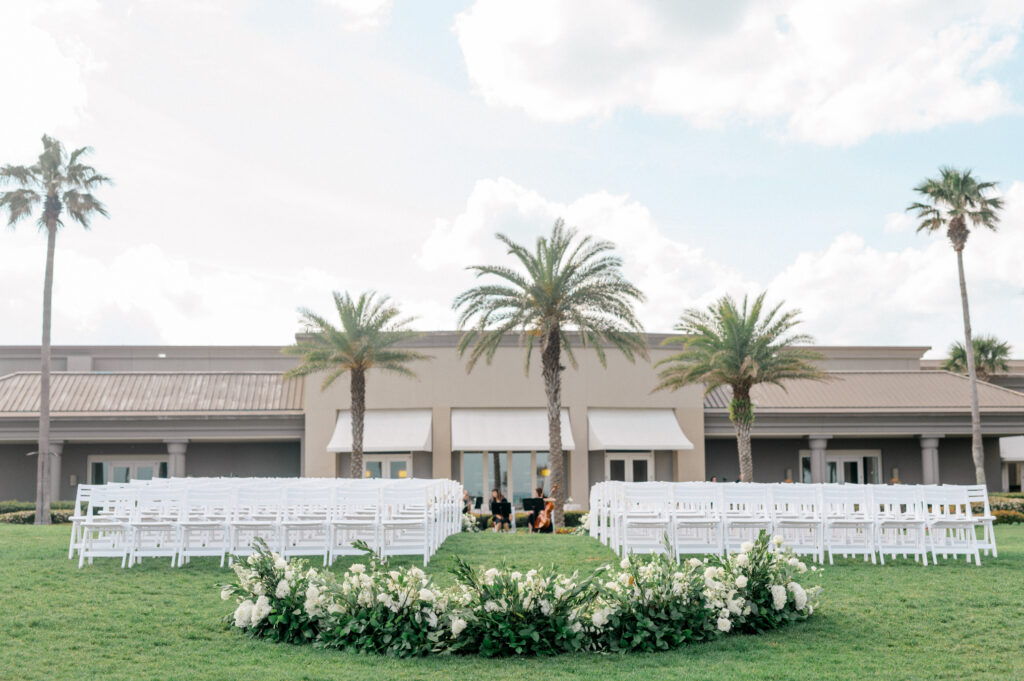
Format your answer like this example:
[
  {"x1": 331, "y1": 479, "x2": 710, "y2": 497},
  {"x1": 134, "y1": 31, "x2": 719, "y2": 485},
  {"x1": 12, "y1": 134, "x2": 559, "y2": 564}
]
[
  {"x1": 529, "y1": 486, "x2": 555, "y2": 534},
  {"x1": 489, "y1": 488, "x2": 511, "y2": 532}
]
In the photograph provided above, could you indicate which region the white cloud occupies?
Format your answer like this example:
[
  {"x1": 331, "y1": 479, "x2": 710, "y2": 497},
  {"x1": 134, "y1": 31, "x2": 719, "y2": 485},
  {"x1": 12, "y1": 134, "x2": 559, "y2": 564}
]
[
  {"x1": 453, "y1": 0, "x2": 1024, "y2": 145},
  {"x1": 0, "y1": 1, "x2": 98, "y2": 157},
  {"x1": 317, "y1": 0, "x2": 392, "y2": 29}
]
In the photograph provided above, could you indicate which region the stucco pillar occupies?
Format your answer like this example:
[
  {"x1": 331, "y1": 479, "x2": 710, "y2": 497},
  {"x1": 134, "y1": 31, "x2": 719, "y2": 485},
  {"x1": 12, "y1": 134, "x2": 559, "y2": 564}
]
[
  {"x1": 165, "y1": 440, "x2": 188, "y2": 478},
  {"x1": 919, "y1": 436, "x2": 942, "y2": 485},
  {"x1": 1002, "y1": 462, "x2": 1010, "y2": 493},
  {"x1": 49, "y1": 441, "x2": 64, "y2": 501},
  {"x1": 808, "y1": 437, "x2": 830, "y2": 484},
  {"x1": 568, "y1": 407, "x2": 588, "y2": 509},
  {"x1": 431, "y1": 406, "x2": 451, "y2": 480}
]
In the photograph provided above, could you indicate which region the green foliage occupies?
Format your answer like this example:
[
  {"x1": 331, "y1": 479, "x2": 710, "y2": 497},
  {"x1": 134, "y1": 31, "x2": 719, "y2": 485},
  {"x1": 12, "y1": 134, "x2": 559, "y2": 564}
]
[
  {"x1": 992, "y1": 510, "x2": 1024, "y2": 524},
  {"x1": 282, "y1": 290, "x2": 429, "y2": 390},
  {"x1": 0, "y1": 500, "x2": 75, "y2": 514},
  {"x1": 943, "y1": 335, "x2": 1012, "y2": 380},
  {"x1": 0, "y1": 510, "x2": 73, "y2": 524},
  {"x1": 453, "y1": 218, "x2": 647, "y2": 373},
  {"x1": 655, "y1": 292, "x2": 826, "y2": 401}
]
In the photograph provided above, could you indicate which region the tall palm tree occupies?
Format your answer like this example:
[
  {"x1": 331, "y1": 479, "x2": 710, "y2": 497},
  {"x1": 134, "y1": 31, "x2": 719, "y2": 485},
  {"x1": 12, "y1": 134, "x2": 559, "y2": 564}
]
[
  {"x1": 655, "y1": 293, "x2": 826, "y2": 483},
  {"x1": 283, "y1": 291, "x2": 429, "y2": 478},
  {"x1": 453, "y1": 219, "x2": 647, "y2": 528},
  {"x1": 1, "y1": 135, "x2": 109, "y2": 525},
  {"x1": 942, "y1": 335, "x2": 1012, "y2": 383},
  {"x1": 908, "y1": 167, "x2": 1003, "y2": 486}
]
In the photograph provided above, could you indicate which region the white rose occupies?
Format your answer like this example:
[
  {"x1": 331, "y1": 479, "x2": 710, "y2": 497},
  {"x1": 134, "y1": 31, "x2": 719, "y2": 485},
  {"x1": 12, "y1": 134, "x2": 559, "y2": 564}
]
[
  {"x1": 735, "y1": 553, "x2": 749, "y2": 568},
  {"x1": 451, "y1": 616, "x2": 467, "y2": 637},
  {"x1": 350, "y1": 563, "x2": 366, "y2": 574},
  {"x1": 273, "y1": 554, "x2": 287, "y2": 571},
  {"x1": 740, "y1": 541, "x2": 754, "y2": 553},
  {"x1": 510, "y1": 571, "x2": 522, "y2": 580},
  {"x1": 788, "y1": 582, "x2": 808, "y2": 610},
  {"x1": 275, "y1": 579, "x2": 291, "y2": 599},
  {"x1": 252, "y1": 582, "x2": 264, "y2": 596},
  {"x1": 735, "y1": 575, "x2": 748, "y2": 588},
  {"x1": 703, "y1": 567, "x2": 718, "y2": 580},
  {"x1": 250, "y1": 595, "x2": 272, "y2": 625},
  {"x1": 221, "y1": 586, "x2": 233, "y2": 601},
  {"x1": 687, "y1": 558, "x2": 703, "y2": 568},
  {"x1": 788, "y1": 558, "x2": 801, "y2": 568},
  {"x1": 620, "y1": 558, "x2": 630, "y2": 570},
  {"x1": 592, "y1": 609, "x2": 609, "y2": 628},
  {"x1": 772, "y1": 535, "x2": 785, "y2": 547},
  {"x1": 717, "y1": 617, "x2": 732, "y2": 633},
  {"x1": 540, "y1": 600, "x2": 553, "y2": 616},
  {"x1": 389, "y1": 571, "x2": 401, "y2": 580},
  {"x1": 419, "y1": 588, "x2": 435, "y2": 603}
]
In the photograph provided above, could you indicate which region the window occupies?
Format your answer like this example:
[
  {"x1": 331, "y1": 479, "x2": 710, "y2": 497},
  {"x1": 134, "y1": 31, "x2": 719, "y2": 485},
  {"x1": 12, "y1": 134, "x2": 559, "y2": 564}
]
[
  {"x1": 605, "y1": 452, "x2": 654, "y2": 482},
  {"x1": 461, "y1": 451, "x2": 551, "y2": 510},
  {"x1": 87, "y1": 455, "x2": 169, "y2": 484},
  {"x1": 362, "y1": 454, "x2": 413, "y2": 479}
]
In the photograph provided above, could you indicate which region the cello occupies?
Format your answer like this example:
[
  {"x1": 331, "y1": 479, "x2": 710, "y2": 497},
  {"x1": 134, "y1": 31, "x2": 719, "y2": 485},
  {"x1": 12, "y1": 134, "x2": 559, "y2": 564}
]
[{"x1": 532, "y1": 483, "x2": 558, "y2": 533}]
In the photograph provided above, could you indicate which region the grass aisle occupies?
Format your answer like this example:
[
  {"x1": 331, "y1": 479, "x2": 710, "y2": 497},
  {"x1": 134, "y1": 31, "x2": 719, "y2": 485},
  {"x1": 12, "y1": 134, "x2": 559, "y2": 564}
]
[{"x1": 2, "y1": 526, "x2": 1022, "y2": 681}]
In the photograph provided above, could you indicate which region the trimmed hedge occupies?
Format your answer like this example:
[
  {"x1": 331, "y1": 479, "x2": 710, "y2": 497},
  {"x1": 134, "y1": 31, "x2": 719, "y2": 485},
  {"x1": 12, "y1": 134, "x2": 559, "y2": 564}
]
[
  {"x1": 992, "y1": 509, "x2": 1024, "y2": 524},
  {"x1": 0, "y1": 510, "x2": 74, "y2": 524},
  {"x1": 0, "y1": 500, "x2": 76, "y2": 514}
]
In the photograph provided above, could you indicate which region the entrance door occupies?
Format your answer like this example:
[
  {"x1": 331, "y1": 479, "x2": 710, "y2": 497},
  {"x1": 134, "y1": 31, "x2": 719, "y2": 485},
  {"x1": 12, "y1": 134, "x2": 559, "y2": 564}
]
[
  {"x1": 363, "y1": 454, "x2": 412, "y2": 479},
  {"x1": 827, "y1": 456, "x2": 863, "y2": 484},
  {"x1": 605, "y1": 453, "x2": 654, "y2": 482},
  {"x1": 88, "y1": 457, "x2": 168, "y2": 484},
  {"x1": 799, "y1": 450, "x2": 881, "y2": 484}
]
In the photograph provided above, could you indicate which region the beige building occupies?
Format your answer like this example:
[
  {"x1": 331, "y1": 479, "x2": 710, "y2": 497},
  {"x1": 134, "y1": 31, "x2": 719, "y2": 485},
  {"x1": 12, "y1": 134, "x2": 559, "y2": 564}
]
[{"x1": 1, "y1": 335, "x2": 1023, "y2": 505}]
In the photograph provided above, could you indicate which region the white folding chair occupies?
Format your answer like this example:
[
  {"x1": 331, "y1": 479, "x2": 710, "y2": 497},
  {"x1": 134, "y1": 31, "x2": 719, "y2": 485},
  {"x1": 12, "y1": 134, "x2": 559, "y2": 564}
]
[
  {"x1": 964, "y1": 485, "x2": 997, "y2": 557},
  {"x1": 67, "y1": 484, "x2": 98, "y2": 560},
  {"x1": 873, "y1": 486, "x2": 928, "y2": 565},
  {"x1": 380, "y1": 484, "x2": 432, "y2": 566},
  {"x1": 618, "y1": 483, "x2": 672, "y2": 556},
  {"x1": 127, "y1": 487, "x2": 182, "y2": 567},
  {"x1": 280, "y1": 484, "x2": 332, "y2": 564},
  {"x1": 226, "y1": 485, "x2": 282, "y2": 563},
  {"x1": 925, "y1": 486, "x2": 981, "y2": 566},
  {"x1": 327, "y1": 487, "x2": 381, "y2": 565},
  {"x1": 822, "y1": 484, "x2": 876, "y2": 564},
  {"x1": 722, "y1": 484, "x2": 773, "y2": 553},
  {"x1": 770, "y1": 485, "x2": 824, "y2": 563},
  {"x1": 669, "y1": 484, "x2": 724, "y2": 557},
  {"x1": 78, "y1": 485, "x2": 135, "y2": 568},
  {"x1": 176, "y1": 485, "x2": 231, "y2": 567}
]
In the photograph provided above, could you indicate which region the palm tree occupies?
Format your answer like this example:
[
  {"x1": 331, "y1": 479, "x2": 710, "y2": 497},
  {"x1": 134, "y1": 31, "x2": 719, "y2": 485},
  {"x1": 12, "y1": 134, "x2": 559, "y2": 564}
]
[
  {"x1": 942, "y1": 335, "x2": 1012, "y2": 383},
  {"x1": 655, "y1": 293, "x2": 826, "y2": 482},
  {"x1": 453, "y1": 219, "x2": 647, "y2": 528},
  {"x1": 908, "y1": 167, "x2": 1003, "y2": 486},
  {"x1": 1, "y1": 135, "x2": 109, "y2": 525},
  {"x1": 283, "y1": 291, "x2": 429, "y2": 478}
]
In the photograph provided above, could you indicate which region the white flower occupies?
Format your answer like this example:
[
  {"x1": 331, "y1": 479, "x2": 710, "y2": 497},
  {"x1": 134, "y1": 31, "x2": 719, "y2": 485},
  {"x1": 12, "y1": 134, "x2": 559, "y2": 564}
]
[
  {"x1": 410, "y1": 567, "x2": 425, "y2": 580},
  {"x1": 735, "y1": 575, "x2": 748, "y2": 589},
  {"x1": 250, "y1": 595, "x2": 272, "y2": 625},
  {"x1": 772, "y1": 535, "x2": 785, "y2": 546},
  {"x1": 273, "y1": 554, "x2": 287, "y2": 571},
  {"x1": 221, "y1": 586, "x2": 233, "y2": 601},
  {"x1": 788, "y1": 582, "x2": 808, "y2": 610},
  {"x1": 716, "y1": 617, "x2": 732, "y2": 633},
  {"x1": 252, "y1": 582, "x2": 264, "y2": 596},
  {"x1": 703, "y1": 567, "x2": 718, "y2": 580},
  {"x1": 798, "y1": 562, "x2": 808, "y2": 574},
  {"x1": 592, "y1": 608, "x2": 610, "y2": 628},
  {"x1": 510, "y1": 571, "x2": 522, "y2": 580},
  {"x1": 389, "y1": 570, "x2": 401, "y2": 580},
  {"x1": 771, "y1": 584, "x2": 787, "y2": 610},
  {"x1": 425, "y1": 610, "x2": 438, "y2": 628},
  {"x1": 740, "y1": 541, "x2": 754, "y2": 553},
  {"x1": 350, "y1": 563, "x2": 366, "y2": 574},
  {"x1": 687, "y1": 558, "x2": 703, "y2": 568},
  {"x1": 540, "y1": 600, "x2": 552, "y2": 616},
  {"x1": 619, "y1": 558, "x2": 630, "y2": 570},
  {"x1": 788, "y1": 558, "x2": 801, "y2": 568},
  {"x1": 553, "y1": 585, "x2": 566, "y2": 599},
  {"x1": 284, "y1": 568, "x2": 295, "y2": 582},
  {"x1": 233, "y1": 600, "x2": 254, "y2": 628},
  {"x1": 735, "y1": 553, "x2": 749, "y2": 568},
  {"x1": 419, "y1": 588, "x2": 435, "y2": 603},
  {"x1": 246, "y1": 555, "x2": 257, "y2": 566},
  {"x1": 451, "y1": 617, "x2": 467, "y2": 637},
  {"x1": 483, "y1": 568, "x2": 500, "y2": 585},
  {"x1": 484, "y1": 600, "x2": 500, "y2": 613},
  {"x1": 275, "y1": 579, "x2": 291, "y2": 599}
]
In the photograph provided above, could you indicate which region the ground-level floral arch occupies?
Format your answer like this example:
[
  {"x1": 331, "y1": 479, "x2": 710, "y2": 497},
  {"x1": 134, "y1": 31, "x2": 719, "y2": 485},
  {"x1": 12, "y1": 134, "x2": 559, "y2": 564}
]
[{"x1": 222, "y1": 533, "x2": 821, "y2": 657}]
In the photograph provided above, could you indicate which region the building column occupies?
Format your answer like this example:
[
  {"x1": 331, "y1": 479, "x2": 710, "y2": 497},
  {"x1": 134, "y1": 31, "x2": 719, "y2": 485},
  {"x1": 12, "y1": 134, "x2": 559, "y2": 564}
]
[
  {"x1": 919, "y1": 436, "x2": 942, "y2": 485},
  {"x1": 165, "y1": 440, "x2": 188, "y2": 478},
  {"x1": 808, "y1": 436, "x2": 830, "y2": 484},
  {"x1": 49, "y1": 441, "x2": 64, "y2": 501}
]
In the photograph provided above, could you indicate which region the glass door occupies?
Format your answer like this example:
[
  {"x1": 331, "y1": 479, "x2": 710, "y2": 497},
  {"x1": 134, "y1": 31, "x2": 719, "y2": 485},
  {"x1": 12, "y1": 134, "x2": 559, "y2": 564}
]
[
  {"x1": 89, "y1": 457, "x2": 168, "y2": 484},
  {"x1": 363, "y1": 454, "x2": 412, "y2": 479},
  {"x1": 799, "y1": 451, "x2": 880, "y2": 484},
  {"x1": 605, "y1": 453, "x2": 654, "y2": 482}
]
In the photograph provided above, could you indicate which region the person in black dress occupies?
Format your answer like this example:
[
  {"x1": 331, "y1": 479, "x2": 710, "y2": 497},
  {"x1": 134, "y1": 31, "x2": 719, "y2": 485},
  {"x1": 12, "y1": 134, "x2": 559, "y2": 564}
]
[
  {"x1": 489, "y1": 488, "x2": 511, "y2": 532},
  {"x1": 527, "y1": 486, "x2": 554, "y2": 533}
]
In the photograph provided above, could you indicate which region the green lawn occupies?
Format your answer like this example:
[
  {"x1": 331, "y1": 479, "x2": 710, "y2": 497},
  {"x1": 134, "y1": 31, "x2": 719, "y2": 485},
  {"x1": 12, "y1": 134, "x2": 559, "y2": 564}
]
[{"x1": 2, "y1": 526, "x2": 1022, "y2": 681}]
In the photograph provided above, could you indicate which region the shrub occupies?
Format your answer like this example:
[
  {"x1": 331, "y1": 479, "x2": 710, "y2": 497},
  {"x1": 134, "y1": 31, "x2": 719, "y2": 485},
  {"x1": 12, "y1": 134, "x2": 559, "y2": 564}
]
[
  {"x1": 447, "y1": 558, "x2": 597, "y2": 656},
  {"x1": 992, "y1": 509, "x2": 1024, "y2": 524},
  {"x1": 0, "y1": 510, "x2": 73, "y2": 524},
  {"x1": 0, "y1": 500, "x2": 75, "y2": 514}
]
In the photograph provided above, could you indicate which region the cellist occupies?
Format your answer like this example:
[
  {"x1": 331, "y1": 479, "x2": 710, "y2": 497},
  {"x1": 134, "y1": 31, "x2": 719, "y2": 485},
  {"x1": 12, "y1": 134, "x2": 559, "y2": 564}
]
[{"x1": 529, "y1": 486, "x2": 556, "y2": 533}]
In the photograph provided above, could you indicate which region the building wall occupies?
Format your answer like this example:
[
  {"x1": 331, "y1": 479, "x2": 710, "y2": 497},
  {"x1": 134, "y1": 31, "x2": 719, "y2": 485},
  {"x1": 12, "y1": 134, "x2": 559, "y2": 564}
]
[
  {"x1": 0, "y1": 443, "x2": 38, "y2": 501},
  {"x1": 706, "y1": 435, "x2": 1004, "y2": 488},
  {"x1": 184, "y1": 441, "x2": 300, "y2": 478},
  {"x1": 302, "y1": 342, "x2": 707, "y2": 504}
]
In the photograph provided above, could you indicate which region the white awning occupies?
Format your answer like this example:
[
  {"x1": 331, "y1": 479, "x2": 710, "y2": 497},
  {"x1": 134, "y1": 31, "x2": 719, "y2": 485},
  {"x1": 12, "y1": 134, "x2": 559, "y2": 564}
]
[
  {"x1": 327, "y1": 409, "x2": 432, "y2": 453},
  {"x1": 1001, "y1": 436, "x2": 1024, "y2": 462},
  {"x1": 588, "y1": 408, "x2": 694, "y2": 451},
  {"x1": 450, "y1": 408, "x2": 574, "y2": 451}
]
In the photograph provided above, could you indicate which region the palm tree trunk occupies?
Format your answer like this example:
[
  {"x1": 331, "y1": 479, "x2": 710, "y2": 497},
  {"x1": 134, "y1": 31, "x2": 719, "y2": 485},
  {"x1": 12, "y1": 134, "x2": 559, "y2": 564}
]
[
  {"x1": 956, "y1": 249, "x2": 986, "y2": 486},
  {"x1": 729, "y1": 390, "x2": 755, "y2": 482},
  {"x1": 541, "y1": 327, "x2": 565, "y2": 528},
  {"x1": 492, "y1": 452, "x2": 502, "y2": 495},
  {"x1": 35, "y1": 223, "x2": 57, "y2": 525},
  {"x1": 350, "y1": 368, "x2": 365, "y2": 479}
]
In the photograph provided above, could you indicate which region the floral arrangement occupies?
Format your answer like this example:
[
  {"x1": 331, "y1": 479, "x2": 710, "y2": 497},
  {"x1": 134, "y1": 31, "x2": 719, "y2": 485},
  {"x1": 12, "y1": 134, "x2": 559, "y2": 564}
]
[
  {"x1": 221, "y1": 531, "x2": 821, "y2": 657},
  {"x1": 461, "y1": 512, "x2": 482, "y2": 533}
]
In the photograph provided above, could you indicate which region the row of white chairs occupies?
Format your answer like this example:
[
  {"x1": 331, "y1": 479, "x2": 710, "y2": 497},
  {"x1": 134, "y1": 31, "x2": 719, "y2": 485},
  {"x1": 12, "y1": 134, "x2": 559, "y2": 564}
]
[
  {"x1": 68, "y1": 477, "x2": 464, "y2": 568},
  {"x1": 589, "y1": 482, "x2": 996, "y2": 566}
]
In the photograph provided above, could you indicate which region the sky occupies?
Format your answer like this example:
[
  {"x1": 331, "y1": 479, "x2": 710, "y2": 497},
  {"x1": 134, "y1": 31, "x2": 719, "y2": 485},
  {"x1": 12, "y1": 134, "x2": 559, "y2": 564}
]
[{"x1": 1, "y1": 0, "x2": 1023, "y2": 358}]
